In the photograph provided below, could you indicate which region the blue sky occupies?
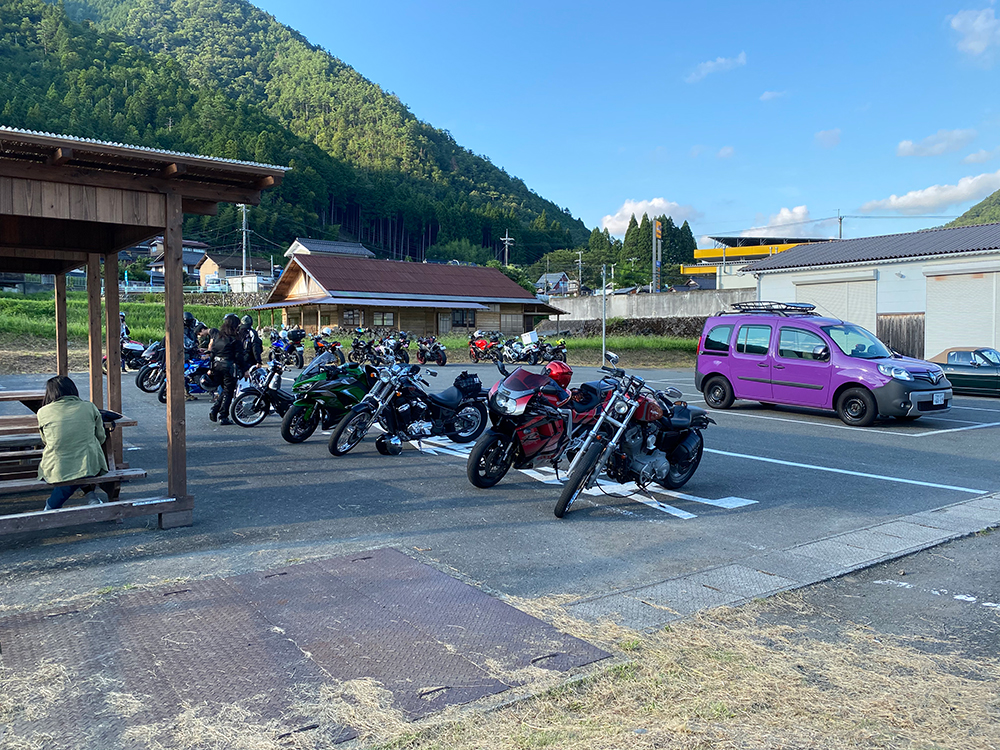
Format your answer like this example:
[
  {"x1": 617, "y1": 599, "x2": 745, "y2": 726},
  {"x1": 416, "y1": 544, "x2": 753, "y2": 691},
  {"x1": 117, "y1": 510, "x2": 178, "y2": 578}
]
[{"x1": 253, "y1": 0, "x2": 1000, "y2": 244}]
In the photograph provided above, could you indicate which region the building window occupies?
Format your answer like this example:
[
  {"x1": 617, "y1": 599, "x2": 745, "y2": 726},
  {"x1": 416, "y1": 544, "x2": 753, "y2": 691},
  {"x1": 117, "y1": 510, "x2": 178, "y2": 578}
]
[
  {"x1": 343, "y1": 309, "x2": 362, "y2": 327},
  {"x1": 286, "y1": 312, "x2": 300, "y2": 327},
  {"x1": 320, "y1": 313, "x2": 332, "y2": 326},
  {"x1": 372, "y1": 311, "x2": 395, "y2": 327},
  {"x1": 451, "y1": 310, "x2": 475, "y2": 328}
]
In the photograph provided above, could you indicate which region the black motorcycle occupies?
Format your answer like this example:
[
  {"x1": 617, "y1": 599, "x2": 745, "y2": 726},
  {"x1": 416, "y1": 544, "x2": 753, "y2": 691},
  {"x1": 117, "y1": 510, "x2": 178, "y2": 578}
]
[
  {"x1": 416, "y1": 336, "x2": 448, "y2": 366},
  {"x1": 135, "y1": 340, "x2": 165, "y2": 392},
  {"x1": 554, "y1": 352, "x2": 714, "y2": 518},
  {"x1": 328, "y1": 363, "x2": 487, "y2": 456},
  {"x1": 349, "y1": 336, "x2": 383, "y2": 365},
  {"x1": 229, "y1": 360, "x2": 297, "y2": 427}
]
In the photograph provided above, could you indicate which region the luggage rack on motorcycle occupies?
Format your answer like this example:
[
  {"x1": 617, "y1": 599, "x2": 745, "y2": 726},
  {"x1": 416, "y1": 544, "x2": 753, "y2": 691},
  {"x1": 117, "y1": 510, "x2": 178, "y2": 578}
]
[{"x1": 718, "y1": 301, "x2": 818, "y2": 317}]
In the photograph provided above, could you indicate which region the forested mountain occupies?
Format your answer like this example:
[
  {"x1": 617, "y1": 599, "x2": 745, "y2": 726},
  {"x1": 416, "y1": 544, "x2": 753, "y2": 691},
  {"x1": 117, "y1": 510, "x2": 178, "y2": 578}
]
[
  {"x1": 947, "y1": 189, "x2": 1000, "y2": 228},
  {"x1": 45, "y1": 0, "x2": 588, "y2": 262}
]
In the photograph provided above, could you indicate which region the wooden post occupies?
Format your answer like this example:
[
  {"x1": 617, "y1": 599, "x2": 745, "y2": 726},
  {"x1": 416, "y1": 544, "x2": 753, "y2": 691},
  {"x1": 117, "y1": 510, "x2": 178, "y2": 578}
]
[
  {"x1": 55, "y1": 273, "x2": 68, "y2": 377},
  {"x1": 103, "y1": 251, "x2": 124, "y2": 467},
  {"x1": 316, "y1": 305, "x2": 321, "y2": 332},
  {"x1": 86, "y1": 254, "x2": 104, "y2": 409},
  {"x1": 161, "y1": 191, "x2": 191, "y2": 528}
]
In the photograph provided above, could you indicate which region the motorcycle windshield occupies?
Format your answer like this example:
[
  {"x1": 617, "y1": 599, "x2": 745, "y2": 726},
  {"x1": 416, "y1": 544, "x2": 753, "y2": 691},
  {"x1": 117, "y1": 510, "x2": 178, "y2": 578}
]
[
  {"x1": 500, "y1": 367, "x2": 550, "y2": 394},
  {"x1": 300, "y1": 351, "x2": 335, "y2": 378}
]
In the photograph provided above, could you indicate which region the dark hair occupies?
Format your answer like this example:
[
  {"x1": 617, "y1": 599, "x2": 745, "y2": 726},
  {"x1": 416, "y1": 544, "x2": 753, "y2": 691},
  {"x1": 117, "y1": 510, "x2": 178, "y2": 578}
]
[
  {"x1": 43, "y1": 375, "x2": 79, "y2": 406},
  {"x1": 221, "y1": 314, "x2": 240, "y2": 338}
]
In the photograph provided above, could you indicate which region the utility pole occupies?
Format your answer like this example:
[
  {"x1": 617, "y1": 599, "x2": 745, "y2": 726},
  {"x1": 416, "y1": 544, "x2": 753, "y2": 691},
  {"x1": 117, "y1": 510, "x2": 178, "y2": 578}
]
[
  {"x1": 499, "y1": 229, "x2": 515, "y2": 265},
  {"x1": 240, "y1": 203, "x2": 248, "y2": 275},
  {"x1": 653, "y1": 219, "x2": 662, "y2": 293},
  {"x1": 601, "y1": 264, "x2": 607, "y2": 362},
  {"x1": 576, "y1": 250, "x2": 584, "y2": 296}
]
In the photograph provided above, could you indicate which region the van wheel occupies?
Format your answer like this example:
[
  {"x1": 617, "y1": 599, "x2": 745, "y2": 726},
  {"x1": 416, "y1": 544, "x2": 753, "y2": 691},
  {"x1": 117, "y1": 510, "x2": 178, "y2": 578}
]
[
  {"x1": 703, "y1": 376, "x2": 734, "y2": 409},
  {"x1": 837, "y1": 387, "x2": 877, "y2": 427}
]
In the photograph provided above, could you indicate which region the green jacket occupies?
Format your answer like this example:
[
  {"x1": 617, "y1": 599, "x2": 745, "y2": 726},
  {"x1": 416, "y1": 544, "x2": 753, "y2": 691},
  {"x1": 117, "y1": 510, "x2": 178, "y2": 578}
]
[{"x1": 36, "y1": 396, "x2": 108, "y2": 484}]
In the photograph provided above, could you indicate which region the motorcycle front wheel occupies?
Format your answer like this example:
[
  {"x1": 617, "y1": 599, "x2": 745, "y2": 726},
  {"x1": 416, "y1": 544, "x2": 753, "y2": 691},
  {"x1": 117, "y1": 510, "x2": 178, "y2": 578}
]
[
  {"x1": 552, "y1": 351, "x2": 567, "y2": 363},
  {"x1": 328, "y1": 409, "x2": 373, "y2": 456},
  {"x1": 466, "y1": 430, "x2": 513, "y2": 488},
  {"x1": 136, "y1": 365, "x2": 163, "y2": 393},
  {"x1": 157, "y1": 381, "x2": 167, "y2": 404},
  {"x1": 335, "y1": 349, "x2": 346, "y2": 365},
  {"x1": 660, "y1": 431, "x2": 704, "y2": 489},
  {"x1": 280, "y1": 404, "x2": 319, "y2": 443},
  {"x1": 417, "y1": 352, "x2": 426, "y2": 364},
  {"x1": 398, "y1": 349, "x2": 410, "y2": 364},
  {"x1": 348, "y1": 350, "x2": 363, "y2": 364},
  {"x1": 445, "y1": 402, "x2": 488, "y2": 443},
  {"x1": 555, "y1": 440, "x2": 605, "y2": 518},
  {"x1": 469, "y1": 348, "x2": 479, "y2": 363},
  {"x1": 231, "y1": 391, "x2": 269, "y2": 427}
]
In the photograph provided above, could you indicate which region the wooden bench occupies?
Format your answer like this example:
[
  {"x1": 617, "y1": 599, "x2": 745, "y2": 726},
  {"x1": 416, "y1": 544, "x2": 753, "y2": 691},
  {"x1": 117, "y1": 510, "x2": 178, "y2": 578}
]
[
  {"x1": 0, "y1": 468, "x2": 148, "y2": 501},
  {"x1": 0, "y1": 416, "x2": 44, "y2": 437}
]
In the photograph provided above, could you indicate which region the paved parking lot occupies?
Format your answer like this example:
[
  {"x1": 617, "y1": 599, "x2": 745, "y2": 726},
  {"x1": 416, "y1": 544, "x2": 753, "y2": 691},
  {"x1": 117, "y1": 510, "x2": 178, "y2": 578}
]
[{"x1": 1, "y1": 363, "x2": 998, "y2": 630}]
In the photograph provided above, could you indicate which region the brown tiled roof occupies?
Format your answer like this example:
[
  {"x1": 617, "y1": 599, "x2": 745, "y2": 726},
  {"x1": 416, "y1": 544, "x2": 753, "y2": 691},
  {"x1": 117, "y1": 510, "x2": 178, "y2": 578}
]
[{"x1": 293, "y1": 255, "x2": 538, "y2": 301}]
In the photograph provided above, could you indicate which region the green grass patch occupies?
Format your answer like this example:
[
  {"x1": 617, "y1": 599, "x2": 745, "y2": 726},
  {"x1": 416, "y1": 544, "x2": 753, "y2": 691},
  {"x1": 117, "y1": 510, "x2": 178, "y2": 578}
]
[{"x1": 436, "y1": 334, "x2": 696, "y2": 354}]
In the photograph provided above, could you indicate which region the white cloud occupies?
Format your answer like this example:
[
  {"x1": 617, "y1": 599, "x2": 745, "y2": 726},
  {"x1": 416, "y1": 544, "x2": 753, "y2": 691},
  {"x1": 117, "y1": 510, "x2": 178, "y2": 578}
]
[
  {"x1": 759, "y1": 90, "x2": 787, "y2": 101},
  {"x1": 740, "y1": 206, "x2": 839, "y2": 239},
  {"x1": 950, "y1": 7, "x2": 1000, "y2": 57},
  {"x1": 897, "y1": 128, "x2": 977, "y2": 157},
  {"x1": 685, "y1": 51, "x2": 746, "y2": 83},
  {"x1": 690, "y1": 144, "x2": 705, "y2": 157},
  {"x1": 860, "y1": 169, "x2": 1000, "y2": 214},
  {"x1": 815, "y1": 128, "x2": 841, "y2": 149},
  {"x1": 601, "y1": 198, "x2": 702, "y2": 236},
  {"x1": 963, "y1": 146, "x2": 1000, "y2": 163},
  {"x1": 717, "y1": 146, "x2": 735, "y2": 159}
]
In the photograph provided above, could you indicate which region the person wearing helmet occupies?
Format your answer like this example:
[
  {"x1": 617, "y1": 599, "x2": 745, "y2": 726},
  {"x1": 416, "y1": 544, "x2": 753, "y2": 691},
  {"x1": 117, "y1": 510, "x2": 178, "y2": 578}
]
[
  {"x1": 239, "y1": 314, "x2": 263, "y2": 368},
  {"x1": 321, "y1": 326, "x2": 333, "y2": 337},
  {"x1": 208, "y1": 314, "x2": 246, "y2": 425},
  {"x1": 118, "y1": 312, "x2": 130, "y2": 371},
  {"x1": 543, "y1": 360, "x2": 573, "y2": 390},
  {"x1": 183, "y1": 311, "x2": 205, "y2": 358}
]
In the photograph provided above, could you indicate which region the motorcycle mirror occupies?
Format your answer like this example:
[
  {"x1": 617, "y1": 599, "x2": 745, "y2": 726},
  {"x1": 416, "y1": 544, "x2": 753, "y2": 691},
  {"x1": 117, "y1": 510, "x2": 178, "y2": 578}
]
[
  {"x1": 605, "y1": 351, "x2": 620, "y2": 365},
  {"x1": 426, "y1": 369, "x2": 438, "y2": 377},
  {"x1": 664, "y1": 386, "x2": 683, "y2": 400}
]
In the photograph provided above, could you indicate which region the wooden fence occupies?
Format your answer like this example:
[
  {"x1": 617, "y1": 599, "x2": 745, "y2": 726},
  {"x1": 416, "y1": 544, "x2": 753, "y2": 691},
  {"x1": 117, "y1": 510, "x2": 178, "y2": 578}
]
[{"x1": 877, "y1": 313, "x2": 925, "y2": 359}]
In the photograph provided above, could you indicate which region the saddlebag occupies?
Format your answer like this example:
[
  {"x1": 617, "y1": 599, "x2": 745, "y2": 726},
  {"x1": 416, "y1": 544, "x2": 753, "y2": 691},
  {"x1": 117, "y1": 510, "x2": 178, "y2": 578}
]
[
  {"x1": 668, "y1": 430, "x2": 701, "y2": 465},
  {"x1": 453, "y1": 371, "x2": 483, "y2": 398}
]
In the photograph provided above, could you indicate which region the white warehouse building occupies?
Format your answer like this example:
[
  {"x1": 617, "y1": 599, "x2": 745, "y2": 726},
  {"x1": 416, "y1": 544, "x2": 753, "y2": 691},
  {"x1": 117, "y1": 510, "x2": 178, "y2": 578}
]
[{"x1": 743, "y1": 222, "x2": 1000, "y2": 359}]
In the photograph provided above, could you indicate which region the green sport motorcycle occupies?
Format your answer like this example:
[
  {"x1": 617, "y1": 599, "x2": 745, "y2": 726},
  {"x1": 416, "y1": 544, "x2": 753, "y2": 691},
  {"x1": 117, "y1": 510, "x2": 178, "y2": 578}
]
[{"x1": 280, "y1": 352, "x2": 374, "y2": 443}]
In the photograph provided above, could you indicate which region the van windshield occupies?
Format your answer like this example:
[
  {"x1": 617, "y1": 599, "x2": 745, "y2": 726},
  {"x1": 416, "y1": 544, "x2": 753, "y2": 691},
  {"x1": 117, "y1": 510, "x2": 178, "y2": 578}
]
[{"x1": 821, "y1": 324, "x2": 892, "y2": 360}]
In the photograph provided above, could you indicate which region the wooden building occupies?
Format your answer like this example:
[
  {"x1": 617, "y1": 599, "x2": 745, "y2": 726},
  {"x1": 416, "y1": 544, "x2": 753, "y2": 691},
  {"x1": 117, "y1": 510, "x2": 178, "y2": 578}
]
[
  {"x1": 0, "y1": 127, "x2": 285, "y2": 535},
  {"x1": 258, "y1": 254, "x2": 563, "y2": 336}
]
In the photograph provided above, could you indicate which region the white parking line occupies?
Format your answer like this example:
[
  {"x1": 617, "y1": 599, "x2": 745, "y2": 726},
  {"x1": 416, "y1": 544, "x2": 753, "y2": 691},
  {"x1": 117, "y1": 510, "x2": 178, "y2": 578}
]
[
  {"x1": 911, "y1": 421, "x2": 1000, "y2": 438},
  {"x1": 705, "y1": 448, "x2": 988, "y2": 494},
  {"x1": 949, "y1": 404, "x2": 1000, "y2": 413}
]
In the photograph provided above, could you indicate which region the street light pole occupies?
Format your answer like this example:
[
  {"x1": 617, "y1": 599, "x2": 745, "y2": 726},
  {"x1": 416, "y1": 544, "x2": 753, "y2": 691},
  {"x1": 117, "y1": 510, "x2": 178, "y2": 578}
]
[{"x1": 602, "y1": 264, "x2": 607, "y2": 362}]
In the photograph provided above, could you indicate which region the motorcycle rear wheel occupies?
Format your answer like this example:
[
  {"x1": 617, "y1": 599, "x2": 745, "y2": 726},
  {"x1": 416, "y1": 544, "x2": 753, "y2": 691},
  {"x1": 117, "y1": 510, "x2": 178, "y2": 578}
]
[
  {"x1": 555, "y1": 440, "x2": 604, "y2": 518},
  {"x1": 552, "y1": 351, "x2": 567, "y2": 363},
  {"x1": 660, "y1": 431, "x2": 704, "y2": 489},
  {"x1": 348, "y1": 350, "x2": 363, "y2": 364},
  {"x1": 445, "y1": 402, "x2": 488, "y2": 443},
  {"x1": 157, "y1": 381, "x2": 167, "y2": 404},
  {"x1": 280, "y1": 404, "x2": 319, "y2": 443},
  {"x1": 329, "y1": 409, "x2": 373, "y2": 456},
  {"x1": 398, "y1": 349, "x2": 410, "y2": 364},
  {"x1": 466, "y1": 430, "x2": 513, "y2": 488},
  {"x1": 437, "y1": 352, "x2": 447, "y2": 366},
  {"x1": 231, "y1": 391, "x2": 269, "y2": 427}
]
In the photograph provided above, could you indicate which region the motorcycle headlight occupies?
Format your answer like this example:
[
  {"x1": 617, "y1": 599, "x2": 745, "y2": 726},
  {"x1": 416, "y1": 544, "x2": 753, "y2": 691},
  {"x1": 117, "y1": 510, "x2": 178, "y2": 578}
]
[
  {"x1": 379, "y1": 370, "x2": 392, "y2": 383},
  {"x1": 613, "y1": 399, "x2": 629, "y2": 416},
  {"x1": 877, "y1": 364, "x2": 914, "y2": 381},
  {"x1": 493, "y1": 392, "x2": 518, "y2": 415}
]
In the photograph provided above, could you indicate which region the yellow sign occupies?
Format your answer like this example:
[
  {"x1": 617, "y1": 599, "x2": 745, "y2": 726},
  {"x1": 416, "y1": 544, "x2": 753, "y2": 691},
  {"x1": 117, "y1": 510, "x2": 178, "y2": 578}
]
[{"x1": 655, "y1": 220, "x2": 662, "y2": 239}]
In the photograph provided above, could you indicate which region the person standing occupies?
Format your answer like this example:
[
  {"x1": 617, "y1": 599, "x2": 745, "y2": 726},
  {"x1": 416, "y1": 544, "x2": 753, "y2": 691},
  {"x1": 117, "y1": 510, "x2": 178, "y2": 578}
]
[
  {"x1": 240, "y1": 315, "x2": 263, "y2": 369},
  {"x1": 119, "y1": 312, "x2": 130, "y2": 372},
  {"x1": 36, "y1": 376, "x2": 108, "y2": 510},
  {"x1": 208, "y1": 314, "x2": 245, "y2": 425}
]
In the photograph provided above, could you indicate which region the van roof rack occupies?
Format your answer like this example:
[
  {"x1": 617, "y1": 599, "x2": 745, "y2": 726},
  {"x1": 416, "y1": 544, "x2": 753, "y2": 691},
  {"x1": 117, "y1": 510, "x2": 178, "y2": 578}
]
[{"x1": 720, "y1": 301, "x2": 818, "y2": 316}]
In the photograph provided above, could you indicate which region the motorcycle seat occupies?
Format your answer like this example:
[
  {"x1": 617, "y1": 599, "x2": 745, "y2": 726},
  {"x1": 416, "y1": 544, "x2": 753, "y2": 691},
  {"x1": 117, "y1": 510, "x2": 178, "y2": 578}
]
[
  {"x1": 539, "y1": 381, "x2": 569, "y2": 402},
  {"x1": 666, "y1": 405, "x2": 692, "y2": 430},
  {"x1": 429, "y1": 386, "x2": 464, "y2": 409},
  {"x1": 571, "y1": 381, "x2": 611, "y2": 411}
]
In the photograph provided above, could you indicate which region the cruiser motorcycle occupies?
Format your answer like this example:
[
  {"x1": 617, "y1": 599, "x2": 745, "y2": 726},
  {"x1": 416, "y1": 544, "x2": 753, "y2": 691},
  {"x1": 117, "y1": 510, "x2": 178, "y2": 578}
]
[{"x1": 554, "y1": 352, "x2": 714, "y2": 518}]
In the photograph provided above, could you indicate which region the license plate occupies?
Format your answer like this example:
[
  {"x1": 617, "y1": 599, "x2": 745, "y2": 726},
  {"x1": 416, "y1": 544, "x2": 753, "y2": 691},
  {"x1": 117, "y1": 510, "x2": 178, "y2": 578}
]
[{"x1": 933, "y1": 392, "x2": 944, "y2": 405}]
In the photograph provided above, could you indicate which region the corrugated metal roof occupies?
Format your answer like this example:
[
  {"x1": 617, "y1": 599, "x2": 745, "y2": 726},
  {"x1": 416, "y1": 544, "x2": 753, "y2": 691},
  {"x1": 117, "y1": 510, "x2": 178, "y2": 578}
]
[
  {"x1": 251, "y1": 297, "x2": 488, "y2": 311},
  {"x1": 290, "y1": 254, "x2": 539, "y2": 302},
  {"x1": 0, "y1": 126, "x2": 289, "y2": 171},
  {"x1": 745, "y1": 222, "x2": 1000, "y2": 272},
  {"x1": 287, "y1": 238, "x2": 376, "y2": 258}
]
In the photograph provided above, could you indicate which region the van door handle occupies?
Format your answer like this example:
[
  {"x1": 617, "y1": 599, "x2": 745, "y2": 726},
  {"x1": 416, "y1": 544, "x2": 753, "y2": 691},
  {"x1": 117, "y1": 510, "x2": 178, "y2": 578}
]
[
  {"x1": 773, "y1": 364, "x2": 785, "y2": 369},
  {"x1": 757, "y1": 362, "x2": 769, "y2": 368}
]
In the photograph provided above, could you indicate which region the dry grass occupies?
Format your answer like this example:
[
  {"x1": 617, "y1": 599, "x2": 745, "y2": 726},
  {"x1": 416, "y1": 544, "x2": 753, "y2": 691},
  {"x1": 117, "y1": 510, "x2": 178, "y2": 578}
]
[{"x1": 0, "y1": 335, "x2": 91, "y2": 375}]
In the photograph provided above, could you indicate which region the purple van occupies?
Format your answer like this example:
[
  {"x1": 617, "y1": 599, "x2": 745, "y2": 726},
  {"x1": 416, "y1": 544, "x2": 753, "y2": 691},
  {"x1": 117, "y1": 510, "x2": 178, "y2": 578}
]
[{"x1": 694, "y1": 301, "x2": 952, "y2": 426}]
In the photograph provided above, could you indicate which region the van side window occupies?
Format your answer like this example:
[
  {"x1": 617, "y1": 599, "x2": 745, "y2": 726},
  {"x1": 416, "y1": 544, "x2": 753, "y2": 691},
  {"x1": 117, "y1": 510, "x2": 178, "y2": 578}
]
[
  {"x1": 736, "y1": 325, "x2": 771, "y2": 356},
  {"x1": 779, "y1": 328, "x2": 827, "y2": 360},
  {"x1": 704, "y1": 324, "x2": 733, "y2": 353}
]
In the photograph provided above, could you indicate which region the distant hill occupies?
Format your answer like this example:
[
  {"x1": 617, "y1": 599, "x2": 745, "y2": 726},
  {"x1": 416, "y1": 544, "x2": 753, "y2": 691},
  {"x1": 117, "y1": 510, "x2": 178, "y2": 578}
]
[
  {"x1": 947, "y1": 188, "x2": 1000, "y2": 228},
  {"x1": 51, "y1": 0, "x2": 588, "y2": 262}
]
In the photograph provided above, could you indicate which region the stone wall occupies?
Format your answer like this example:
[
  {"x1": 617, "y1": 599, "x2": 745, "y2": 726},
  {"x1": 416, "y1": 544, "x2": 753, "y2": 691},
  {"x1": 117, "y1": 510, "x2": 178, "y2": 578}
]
[
  {"x1": 120, "y1": 291, "x2": 270, "y2": 308},
  {"x1": 545, "y1": 288, "x2": 755, "y2": 321}
]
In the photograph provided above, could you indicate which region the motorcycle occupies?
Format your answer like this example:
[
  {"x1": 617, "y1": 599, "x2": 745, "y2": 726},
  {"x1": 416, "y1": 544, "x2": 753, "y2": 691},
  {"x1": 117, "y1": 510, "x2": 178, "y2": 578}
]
[
  {"x1": 377, "y1": 332, "x2": 410, "y2": 364},
  {"x1": 229, "y1": 360, "x2": 297, "y2": 427},
  {"x1": 500, "y1": 337, "x2": 540, "y2": 365},
  {"x1": 103, "y1": 338, "x2": 147, "y2": 373},
  {"x1": 309, "y1": 330, "x2": 346, "y2": 364},
  {"x1": 553, "y1": 352, "x2": 714, "y2": 518},
  {"x1": 538, "y1": 337, "x2": 568, "y2": 363},
  {"x1": 466, "y1": 361, "x2": 610, "y2": 489},
  {"x1": 269, "y1": 329, "x2": 305, "y2": 369},
  {"x1": 416, "y1": 336, "x2": 448, "y2": 366},
  {"x1": 328, "y1": 362, "x2": 487, "y2": 456},
  {"x1": 156, "y1": 353, "x2": 215, "y2": 404},
  {"x1": 468, "y1": 330, "x2": 502, "y2": 363},
  {"x1": 135, "y1": 339, "x2": 165, "y2": 392},
  {"x1": 348, "y1": 336, "x2": 383, "y2": 365},
  {"x1": 280, "y1": 351, "x2": 373, "y2": 443}
]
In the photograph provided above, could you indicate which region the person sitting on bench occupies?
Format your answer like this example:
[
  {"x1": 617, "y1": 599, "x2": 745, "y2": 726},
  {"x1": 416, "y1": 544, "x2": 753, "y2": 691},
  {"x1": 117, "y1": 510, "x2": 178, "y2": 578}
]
[{"x1": 37, "y1": 376, "x2": 108, "y2": 510}]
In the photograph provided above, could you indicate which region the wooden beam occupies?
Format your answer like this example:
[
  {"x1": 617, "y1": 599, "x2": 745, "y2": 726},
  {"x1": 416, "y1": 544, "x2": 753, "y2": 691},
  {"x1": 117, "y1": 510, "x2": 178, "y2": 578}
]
[
  {"x1": 104, "y1": 251, "x2": 124, "y2": 468},
  {"x1": 86, "y1": 254, "x2": 104, "y2": 410},
  {"x1": 48, "y1": 147, "x2": 73, "y2": 166},
  {"x1": 161, "y1": 163, "x2": 186, "y2": 179},
  {"x1": 256, "y1": 174, "x2": 282, "y2": 189},
  {"x1": 163, "y1": 191, "x2": 188, "y2": 504},
  {"x1": 182, "y1": 198, "x2": 219, "y2": 216},
  {"x1": 55, "y1": 273, "x2": 68, "y2": 377}
]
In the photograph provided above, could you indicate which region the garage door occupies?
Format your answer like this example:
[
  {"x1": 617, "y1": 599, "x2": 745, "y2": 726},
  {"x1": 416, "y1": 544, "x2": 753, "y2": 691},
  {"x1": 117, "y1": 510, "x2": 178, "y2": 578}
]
[
  {"x1": 795, "y1": 280, "x2": 876, "y2": 332},
  {"x1": 925, "y1": 272, "x2": 997, "y2": 358}
]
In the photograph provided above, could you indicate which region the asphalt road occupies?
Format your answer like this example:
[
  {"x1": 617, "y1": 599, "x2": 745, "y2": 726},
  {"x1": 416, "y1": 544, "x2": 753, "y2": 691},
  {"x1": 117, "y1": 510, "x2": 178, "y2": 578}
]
[{"x1": 1, "y1": 361, "x2": 997, "y2": 620}]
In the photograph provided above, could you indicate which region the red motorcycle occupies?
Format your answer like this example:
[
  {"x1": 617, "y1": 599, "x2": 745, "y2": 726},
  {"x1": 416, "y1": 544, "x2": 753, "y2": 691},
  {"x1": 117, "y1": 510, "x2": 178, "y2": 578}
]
[
  {"x1": 468, "y1": 330, "x2": 502, "y2": 363},
  {"x1": 466, "y1": 360, "x2": 613, "y2": 488},
  {"x1": 310, "y1": 328, "x2": 345, "y2": 364}
]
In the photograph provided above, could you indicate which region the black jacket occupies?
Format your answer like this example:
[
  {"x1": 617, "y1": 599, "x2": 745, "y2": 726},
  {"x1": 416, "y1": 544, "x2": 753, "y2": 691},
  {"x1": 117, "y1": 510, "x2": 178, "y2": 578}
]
[
  {"x1": 210, "y1": 332, "x2": 245, "y2": 373},
  {"x1": 240, "y1": 325, "x2": 263, "y2": 366}
]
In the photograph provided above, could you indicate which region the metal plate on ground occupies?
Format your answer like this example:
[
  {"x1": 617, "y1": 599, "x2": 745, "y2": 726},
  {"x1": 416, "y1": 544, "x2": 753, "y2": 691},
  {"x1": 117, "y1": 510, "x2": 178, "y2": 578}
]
[{"x1": 1, "y1": 547, "x2": 609, "y2": 746}]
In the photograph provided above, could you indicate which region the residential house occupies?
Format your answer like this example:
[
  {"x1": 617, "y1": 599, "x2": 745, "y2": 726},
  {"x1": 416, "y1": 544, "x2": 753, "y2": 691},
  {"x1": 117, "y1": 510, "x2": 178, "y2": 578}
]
[{"x1": 284, "y1": 238, "x2": 376, "y2": 259}]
